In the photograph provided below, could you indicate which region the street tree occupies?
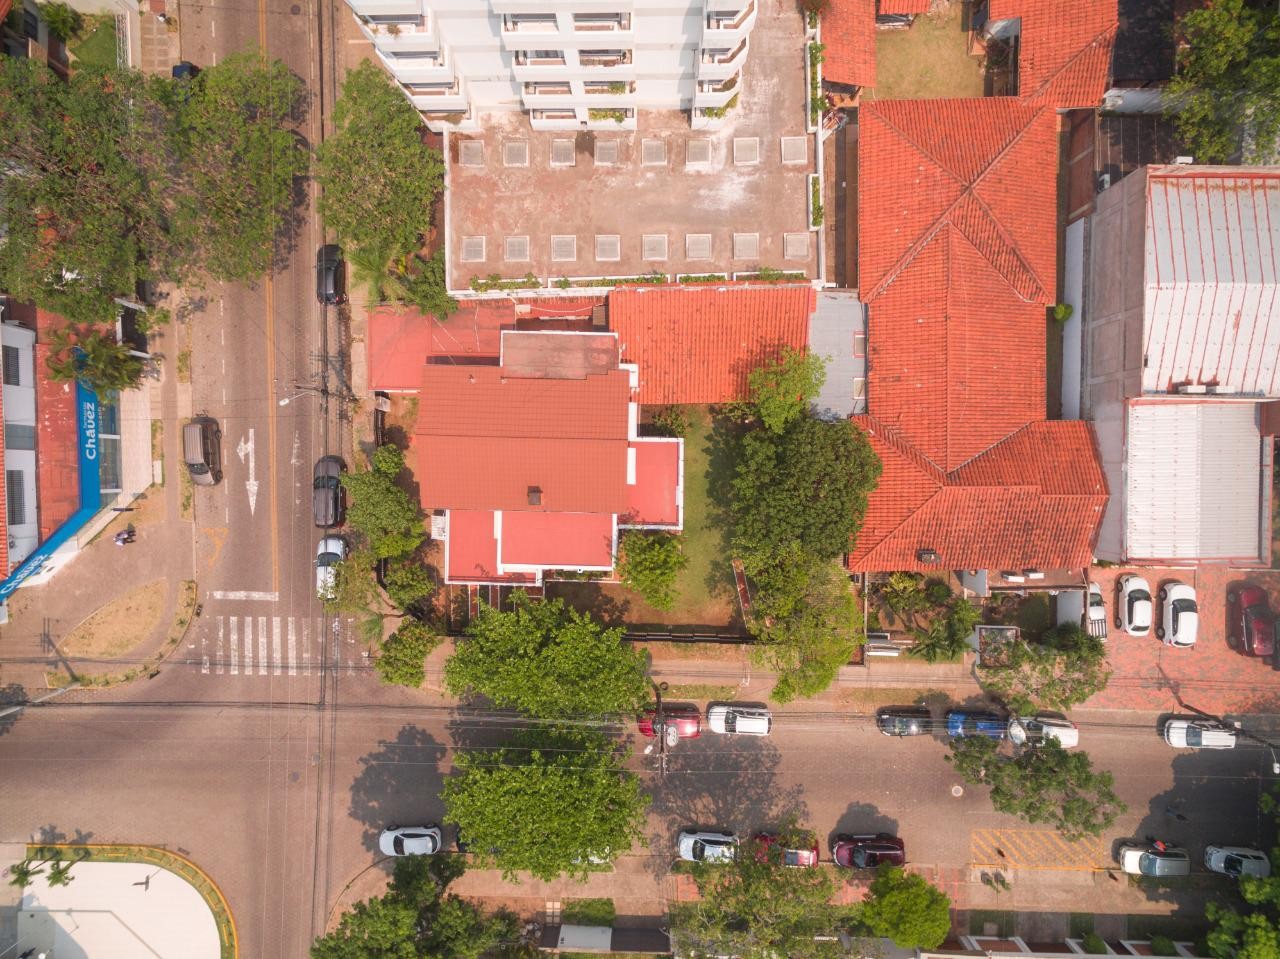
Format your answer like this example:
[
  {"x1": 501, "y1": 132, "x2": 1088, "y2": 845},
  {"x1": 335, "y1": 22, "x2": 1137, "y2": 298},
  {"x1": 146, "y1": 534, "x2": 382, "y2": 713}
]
[
  {"x1": 315, "y1": 60, "x2": 444, "y2": 258},
  {"x1": 747, "y1": 347, "x2": 826, "y2": 434},
  {"x1": 171, "y1": 53, "x2": 308, "y2": 282},
  {"x1": 341, "y1": 445, "x2": 425, "y2": 560},
  {"x1": 442, "y1": 728, "x2": 649, "y2": 882},
  {"x1": 671, "y1": 831, "x2": 842, "y2": 959},
  {"x1": 6, "y1": 859, "x2": 43, "y2": 889},
  {"x1": 947, "y1": 737, "x2": 1125, "y2": 839},
  {"x1": 1206, "y1": 787, "x2": 1280, "y2": 959},
  {"x1": 730, "y1": 415, "x2": 880, "y2": 572},
  {"x1": 374, "y1": 619, "x2": 439, "y2": 688},
  {"x1": 979, "y1": 622, "x2": 1111, "y2": 712},
  {"x1": 860, "y1": 866, "x2": 952, "y2": 950},
  {"x1": 617, "y1": 530, "x2": 687, "y2": 611},
  {"x1": 444, "y1": 593, "x2": 649, "y2": 718},
  {"x1": 382, "y1": 557, "x2": 434, "y2": 611},
  {"x1": 749, "y1": 552, "x2": 862, "y2": 703},
  {"x1": 1166, "y1": 0, "x2": 1280, "y2": 165},
  {"x1": 44, "y1": 326, "x2": 146, "y2": 396},
  {"x1": 312, "y1": 855, "x2": 517, "y2": 959}
]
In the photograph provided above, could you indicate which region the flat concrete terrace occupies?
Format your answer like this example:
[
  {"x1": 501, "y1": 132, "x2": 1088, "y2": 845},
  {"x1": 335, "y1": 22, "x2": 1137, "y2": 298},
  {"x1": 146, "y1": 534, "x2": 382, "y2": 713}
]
[{"x1": 445, "y1": 0, "x2": 816, "y2": 290}]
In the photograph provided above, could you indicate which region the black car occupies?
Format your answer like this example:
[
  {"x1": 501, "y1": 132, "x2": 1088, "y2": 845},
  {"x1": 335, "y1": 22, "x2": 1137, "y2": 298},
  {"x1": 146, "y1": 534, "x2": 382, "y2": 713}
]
[
  {"x1": 312, "y1": 455, "x2": 345, "y2": 527},
  {"x1": 316, "y1": 244, "x2": 346, "y2": 305},
  {"x1": 876, "y1": 706, "x2": 932, "y2": 737}
]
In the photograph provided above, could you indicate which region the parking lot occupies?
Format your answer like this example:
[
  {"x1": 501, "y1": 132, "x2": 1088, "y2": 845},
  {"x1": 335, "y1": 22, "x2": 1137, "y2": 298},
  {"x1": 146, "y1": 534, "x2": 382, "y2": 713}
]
[{"x1": 1086, "y1": 565, "x2": 1280, "y2": 714}]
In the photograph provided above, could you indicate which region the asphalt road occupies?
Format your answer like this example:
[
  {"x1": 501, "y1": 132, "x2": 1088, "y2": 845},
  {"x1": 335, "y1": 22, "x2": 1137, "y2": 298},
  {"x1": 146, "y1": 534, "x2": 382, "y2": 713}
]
[{"x1": 0, "y1": 688, "x2": 1272, "y2": 956}]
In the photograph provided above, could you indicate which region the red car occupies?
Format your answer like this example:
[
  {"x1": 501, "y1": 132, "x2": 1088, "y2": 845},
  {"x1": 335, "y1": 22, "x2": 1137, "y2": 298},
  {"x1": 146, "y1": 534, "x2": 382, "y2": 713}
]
[
  {"x1": 831, "y1": 833, "x2": 906, "y2": 869},
  {"x1": 1227, "y1": 585, "x2": 1276, "y2": 658},
  {"x1": 753, "y1": 832, "x2": 820, "y2": 868},
  {"x1": 637, "y1": 704, "x2": 701, "y2": 739}
]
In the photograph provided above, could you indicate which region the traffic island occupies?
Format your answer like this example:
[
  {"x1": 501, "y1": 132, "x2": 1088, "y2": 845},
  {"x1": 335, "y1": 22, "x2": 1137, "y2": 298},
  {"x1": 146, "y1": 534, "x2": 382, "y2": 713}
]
[{"x1": 15, "y1": 843, "x2": 236, "y2": 958}]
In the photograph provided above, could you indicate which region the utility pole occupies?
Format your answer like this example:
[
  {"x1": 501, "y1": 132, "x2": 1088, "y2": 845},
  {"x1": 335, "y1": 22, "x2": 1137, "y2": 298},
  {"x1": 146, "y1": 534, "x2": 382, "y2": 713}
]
[
  {"x1": 1174, "y1": 696, "x2": 1280, "y2": 774},
  {"x1": 644, "y1": 680, "x2": 675, "y2": 777}
]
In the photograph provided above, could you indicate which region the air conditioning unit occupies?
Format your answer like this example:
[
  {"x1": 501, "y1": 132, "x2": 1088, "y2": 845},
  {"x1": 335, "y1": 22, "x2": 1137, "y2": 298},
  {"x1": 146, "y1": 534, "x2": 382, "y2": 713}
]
[
  {"x1": 1174, "y1": 155, "x2": 1194, "y2": 165},
  {"x1": 1001, "y1": 572, "x2": 1026, "y2": 583},
  {"x1": 1023, "y1": 569, "x2": 1045, "y2": 580},
  {"x1": 1177, "y1": 384, "x2": 1208, "y2": 394}
]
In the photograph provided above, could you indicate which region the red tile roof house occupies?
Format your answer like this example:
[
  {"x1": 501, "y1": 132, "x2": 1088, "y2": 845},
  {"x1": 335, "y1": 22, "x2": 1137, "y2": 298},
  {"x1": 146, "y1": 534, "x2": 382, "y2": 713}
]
[
  {"x1": 370, "y1": 285, "x2": 815, "y2": 585},
  {"x1": 849, "y1": 97, "x2": 1109, "y2": 582}
]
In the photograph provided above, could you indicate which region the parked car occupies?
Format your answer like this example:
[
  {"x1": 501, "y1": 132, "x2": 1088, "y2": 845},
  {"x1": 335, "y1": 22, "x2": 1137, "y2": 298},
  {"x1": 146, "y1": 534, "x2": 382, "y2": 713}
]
[
  {"x1": 1227, "y1": 585, "x2": 1276, "y2": 658},
  {"x1": 707, "y1": 704, "x2": 771, "y2": 736},
  {"x1": 182, "y1": 416, "x2": 222, "y2": 487},
  {"x1": 316, "y1": 244, "x2": 346, "y2": 305},
  {"x1": 379, "y1": 825, "x2": 442, "y2": 857},
  {"x1": 312, "y1": 455, "x2": 345, "y2": 527},
  {"x1": 1157, "y1": 582, "x2": 1199, "y2": 647},
  {"x1": 753, "y1": 832, "x2": 819, "y2": 868},
  {"x1": 831, "y1": 834, "x2": 906, "y2": 869},
  {"x1": 876, "y1": 706, "x2": 932, "y2": 737},
  {"x1": 638, "y1": 704, "x2": 701, "y2": 740},
  {"x1": 1204, "y1": 846, "x2": 1272, "y2": 879},
  {"x1": 1118, "y1": 575, "x2": 1153, "y2": 636},
  {"x1": 315, "y1": 536, "x2": 346, "y2": 600},
  {"x1": 1119, "y1": 843, "x2": 1191, "y2": 877},
  {"x1": 678, "y1": 830, "x2": 738, "y2": 863},
  {"x1": 1087, "y1": 581, "x2": 1108, "y2": 639},
  {"x1": 1008, "y1": 714, "x2": 1080, "y2": 748},
  {"x1": 1163, "y1": 717, "x2": 1237, "y2": 749},
  {"x1": 946, "y1": 709, "x2": 1007, "y2": 740}
]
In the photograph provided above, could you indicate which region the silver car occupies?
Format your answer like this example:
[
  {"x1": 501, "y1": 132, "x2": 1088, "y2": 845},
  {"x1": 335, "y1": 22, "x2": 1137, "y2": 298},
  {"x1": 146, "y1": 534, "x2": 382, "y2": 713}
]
[
  {"x1": 678, "y1": 830, "x2": 738, "y2": 863},
  {"x1": 1205, "y1": 845, "x2": 1271, "y2": 878},
  {"x1": 379, "y1": 825, "x2": 442, "y2": 857},
  {"x1": 1119, "y1": 843, "x2": 1190, "y2": 877}
]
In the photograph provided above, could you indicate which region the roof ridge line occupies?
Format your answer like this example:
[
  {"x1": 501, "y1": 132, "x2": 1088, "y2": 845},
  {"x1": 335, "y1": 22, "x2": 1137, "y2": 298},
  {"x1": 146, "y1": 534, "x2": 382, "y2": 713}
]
[
  {"x1": 949, "y1": 197, "x2": 1049, "y2": 304},
  {"x1": 853, "y1": 486, "x2": 947, "y2": 568},
  {"x1": 1028, "y1": 22, "x2": 1118, "y2": 102},
  {"x1": 944, "y1": 420, "x2": 1041, "y2": 477}
]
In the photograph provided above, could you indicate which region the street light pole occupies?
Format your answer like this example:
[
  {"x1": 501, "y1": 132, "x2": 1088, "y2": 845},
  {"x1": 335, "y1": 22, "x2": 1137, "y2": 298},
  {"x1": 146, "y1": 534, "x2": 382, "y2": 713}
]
[
  {"x1": 1173, "y1": 696, "x2": 1280, "y2": 774},
  {"x1": 651, "y1": 680, "x2": 671, "y2": 777}
]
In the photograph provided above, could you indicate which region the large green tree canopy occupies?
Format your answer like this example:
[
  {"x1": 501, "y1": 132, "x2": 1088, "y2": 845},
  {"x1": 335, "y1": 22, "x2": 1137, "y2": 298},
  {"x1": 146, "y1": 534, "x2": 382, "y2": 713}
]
[
  {"x1": 444, "y1": 594, "x2": 649, "y2": 718},
  {"x1": 860, "y1": 866, "x2": 953, "y2": 950},
  {"x1": 442, "y1": 728, "x2": 649, "y2": 882}
]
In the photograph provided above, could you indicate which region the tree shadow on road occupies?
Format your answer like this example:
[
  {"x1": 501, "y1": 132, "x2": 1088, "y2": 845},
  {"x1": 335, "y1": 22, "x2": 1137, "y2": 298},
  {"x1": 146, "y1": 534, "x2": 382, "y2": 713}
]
[
  {"x1": 348, "y1": 725, "x2": 447, "y2": 854},
  {"x1": 644, "y1": 735, "x2": 806, "y2": 879},
  {"x1": 829, "y1": 801, "x2": 899, "y2": 846}
]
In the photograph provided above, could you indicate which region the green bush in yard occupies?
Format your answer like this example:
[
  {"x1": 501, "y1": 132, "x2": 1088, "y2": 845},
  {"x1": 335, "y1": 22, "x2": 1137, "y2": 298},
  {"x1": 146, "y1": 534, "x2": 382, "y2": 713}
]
[{"x1": 617, "y1": 531, "x2": 687, "y2": 610}]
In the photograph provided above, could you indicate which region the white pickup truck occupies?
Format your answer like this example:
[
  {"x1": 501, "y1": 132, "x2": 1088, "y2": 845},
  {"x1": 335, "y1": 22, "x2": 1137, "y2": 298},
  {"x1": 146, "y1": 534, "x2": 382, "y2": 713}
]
[{"x1": 1058, "y1": 582, "x2": 1109, "y2": 639}]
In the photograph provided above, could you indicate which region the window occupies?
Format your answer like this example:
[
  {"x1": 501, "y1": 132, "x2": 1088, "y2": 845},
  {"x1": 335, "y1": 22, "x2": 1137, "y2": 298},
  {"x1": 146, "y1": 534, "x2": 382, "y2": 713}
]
[
  {"x1": 551, "y1": 236, "x2": 577, "y2": 261},
  {"x1": 5, "y1": 423, "x2": 35, "y2": 450},
  {"x1": 458, "y1": 141, "x2": 484, "y2": 167},
  {"x1": 685, "y1": 234, "x2": 712, "y2": 261},
  {"x1": 504, "y1": 236, "x2": 530, "y2": 262},
  {"x1": 460, "y1": 237, "x2": 486, "y2": 262},
  {"x1": 685, "y1": 139, "x2": 712, "y2": 166},
  {"x1": 594, "y1": 140, "x2": 619, "y2": 165},
  {"x1": 642, "y1": 139, "x2": 667, "y2": 166},
  {"x1": 595, "y1": 235, "x2": 621, "y2": 261},
  {"x1": 2, "y1": 346, "x2": 19, "y2": 386},
  {"x1": 780, "y1": 136, "x2": 807, "y2": 164},
  {"x1": 733, "y1": 137, "x2": 760, "y2": 165},
  {"x1": 6, "y1": 470, "x2": 24, "y2": 526},
  {"x1": 550, "y1": 139, "x2": 576, "y2": 166},
  {"x1": 503, "y1": 140, "x2": 530, "y2": 167},
  {"x1": 783, "y1": 232, "x2": 810, "y2": 259},
  {"x1": 733, "y1": 233, "x2": 759, "y2": 259},
  {"x1": 642, "y1": 235, "x2": 668, "y2": 261}
]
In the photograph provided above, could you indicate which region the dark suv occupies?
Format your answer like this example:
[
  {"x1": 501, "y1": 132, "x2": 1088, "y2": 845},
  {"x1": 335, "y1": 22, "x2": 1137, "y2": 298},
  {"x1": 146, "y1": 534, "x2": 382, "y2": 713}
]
[
  {"x1": 312, "y1": 456, "x2": 345, "y2": 527},
  {"x1": 316, "y1": 244, "x2": 346, "y2": 305}
]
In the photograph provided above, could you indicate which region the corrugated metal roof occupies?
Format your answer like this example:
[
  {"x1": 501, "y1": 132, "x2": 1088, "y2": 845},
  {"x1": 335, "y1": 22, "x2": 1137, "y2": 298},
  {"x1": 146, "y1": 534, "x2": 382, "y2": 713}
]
[
  {"x1": 1125, "y1": 401, "x2": 1265, "y2": 561},
  {"x1": 1143, "y1": 168, "x2": 1280, "y2": 396}
]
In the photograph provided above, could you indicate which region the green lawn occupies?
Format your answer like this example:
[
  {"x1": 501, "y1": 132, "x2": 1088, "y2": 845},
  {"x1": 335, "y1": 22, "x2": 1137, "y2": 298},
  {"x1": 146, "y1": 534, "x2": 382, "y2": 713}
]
[
  {"x1": 865, "y1": 4, "x2": 985, "y2": 101},
  {"x1": 561, "y1": 898, "x2": 616, "y2": 926},
  {"x1": 71, "y1": 17, "x2": 118, "y2": 70}
]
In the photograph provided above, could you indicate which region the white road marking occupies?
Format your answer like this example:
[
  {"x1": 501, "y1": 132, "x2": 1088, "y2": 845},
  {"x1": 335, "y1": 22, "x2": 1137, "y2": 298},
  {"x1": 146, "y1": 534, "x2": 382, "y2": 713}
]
[
  {"x1": 237, "y1": 430, "x2": 259, "y2": 515},
  {"x1": 210, "y1": 590, "x2": 278, "y2": 601},
  {"x1": 272, "y1": 617, "x2": 283, "y2": 676},
  {"x1": 290, "y1": 431, "x2": 301, "y2": 466},
  {"x1": 229, "y1": 617, "x2": 239, "y2": 675},
  {"x1": 242, "y1": 616, "x2": 253, "y2": 673},
  {"x1": 288, "y1": 618, "x2": 298, "y2": 675},
  {"x1": 258, "y1": 616, "x2": 268, "y2": 675},
  {"x1": 215, "y1": 618, "x2": 224, "y2": 674},
  {"x1": 302, "y1": 619, "x2": 311, "y2": 666}
]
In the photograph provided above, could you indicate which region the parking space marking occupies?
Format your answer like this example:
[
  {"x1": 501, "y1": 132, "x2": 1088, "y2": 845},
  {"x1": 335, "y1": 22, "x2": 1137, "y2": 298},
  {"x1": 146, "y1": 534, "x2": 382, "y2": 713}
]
[{"x1": 970, "y1": 828, "x2": 1106, "y2": 871}]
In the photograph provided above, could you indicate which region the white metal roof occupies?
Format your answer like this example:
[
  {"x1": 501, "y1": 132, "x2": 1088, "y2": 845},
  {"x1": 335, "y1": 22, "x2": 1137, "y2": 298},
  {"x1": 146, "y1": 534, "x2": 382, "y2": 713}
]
[
  {"x1": 1125, "y1": 401, "x2": 1265, "y2": 560},
  {"x1": 1143, "y1": 167, "x2": 1280, "y2": 396}
]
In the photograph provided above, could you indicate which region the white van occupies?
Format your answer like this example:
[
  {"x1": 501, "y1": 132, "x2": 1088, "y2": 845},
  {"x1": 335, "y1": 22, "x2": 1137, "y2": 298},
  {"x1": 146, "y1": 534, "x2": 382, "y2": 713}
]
[
  {"x1": 707, "y1": 704, "x2": 772, "y2": 736},
  {"x1": 1163, "y1": 718, "x2": 1237, "y2": 749}
]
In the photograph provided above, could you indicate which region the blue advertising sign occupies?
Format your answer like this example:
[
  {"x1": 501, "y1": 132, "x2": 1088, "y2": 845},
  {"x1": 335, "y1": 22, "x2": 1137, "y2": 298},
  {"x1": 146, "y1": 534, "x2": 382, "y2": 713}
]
[{"x1": 0, "y1": 380, "x2": 103, "y2": 602}]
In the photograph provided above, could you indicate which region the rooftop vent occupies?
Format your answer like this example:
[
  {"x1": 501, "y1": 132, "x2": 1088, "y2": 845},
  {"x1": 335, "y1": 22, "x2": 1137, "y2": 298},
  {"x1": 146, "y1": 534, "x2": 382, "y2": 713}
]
[
  {"x1": 528, "y1": 486, "x2": 542, "y2": 506},
  {"x1": 917, "y1": 548, "x2": 940, "y2": 564}
]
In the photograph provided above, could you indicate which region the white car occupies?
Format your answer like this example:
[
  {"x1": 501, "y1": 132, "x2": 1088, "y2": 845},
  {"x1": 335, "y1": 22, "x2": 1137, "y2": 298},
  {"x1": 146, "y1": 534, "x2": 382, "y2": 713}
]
[
  {"x1": 1163, "y1": 718, "x2": 1237, "y2": 749},
  {"x1": 1008, "y1": 714, "x2": 1079, "y2": 748},
  {"x1": 1087, "y1": 582, "x2": 1108, "y2": 639},
  {"x1": 678, "y1": 830, "x2": 738, "y2": 863},
  {"x1": 315, "y1": 536, "x2": 346, "y2": 600},
  {"x1": 1158, "y1": 581, "x2": 1199, "y2": 647},
  {"x1": 1117, "y1": 574, "x2": 1153, "y2": 636},
  {"x1": 707, "y1": 704, "x2": 772, "y2": 736},
  {"x1": 1205, "y1": 846, "x2": 1271, "y2": 879},
  {"x1": 379, "y1": 825, "x2": 443, "y2": 857},
  {"x1": 1118, "y1": 842, "x2": 1191, "y2": 877}
]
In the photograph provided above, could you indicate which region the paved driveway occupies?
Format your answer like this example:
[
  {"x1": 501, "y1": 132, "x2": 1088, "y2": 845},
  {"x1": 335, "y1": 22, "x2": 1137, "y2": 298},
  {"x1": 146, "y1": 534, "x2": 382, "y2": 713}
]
[{"x1": 1087, "y1": 566, "x2": 1280, "y2": 714}]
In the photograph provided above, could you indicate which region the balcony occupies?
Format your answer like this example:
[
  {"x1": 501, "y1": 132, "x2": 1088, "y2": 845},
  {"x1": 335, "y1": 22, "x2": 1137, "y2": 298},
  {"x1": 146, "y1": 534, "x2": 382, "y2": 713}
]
[
  {"x1": 573, "y1": 13, "x2": 631, "y2": 31},
  {"x1": 694, "y1": 75, "x2": 738, "y2": 109},
  {"x1": 502, "y1": 14, "x2": 559, "y2": 32},
  {"x1": 704, "y1": 2, "x2": 756, "y2": 43},
  {"x1": 378, "y1": 49, "x2": 453, "y2": 83},
  {"x1": 578, "y1": 49, "x2": 632, "y2": 68},
  {"x1": 698, "y1": 39, "x2": 747, "y2": 80},
  {"x1": 521, "y1": 82, "x2": 579, "y2": 110},
  {"x1": 346, "y1": 0, "x2": 418, "y2": 17},
  {"x1": 357, "y1": 15, "x2": 438, "y2": 53},
  {"x1": 529, "y1": 108, "x2": 583, "y2": 132}
]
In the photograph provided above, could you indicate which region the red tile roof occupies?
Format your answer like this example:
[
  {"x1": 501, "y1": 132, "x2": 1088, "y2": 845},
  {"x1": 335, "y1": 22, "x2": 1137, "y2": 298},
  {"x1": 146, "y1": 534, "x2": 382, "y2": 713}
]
[
  {"x1": 821, "y1": 0, "x2": 877, "y2": 88},
  {"x1": 608, "y1": 286, "x2": 814, "y2": 404},
  {"x1": 368, "y1": 307, "x2": 432, "y2": 391},
  {"x1": 988, "y1": 0, "x2": 1118, "y2": 109},
  {"x1": 415, "y1": 365, "x2": 631, "y2": 514},
  {"x1": 501, "y1": 511, "x2": 615, "y2": 569},
  {"x1": 879, "y1": 0, "x2": 931, "y2": 12},
  {"x1": 847, "y1": 419, "x2": 1109, "y2": 572}
]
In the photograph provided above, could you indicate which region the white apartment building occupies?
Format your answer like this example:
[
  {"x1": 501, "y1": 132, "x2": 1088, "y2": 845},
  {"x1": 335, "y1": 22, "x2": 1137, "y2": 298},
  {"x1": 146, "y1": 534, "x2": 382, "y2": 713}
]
[{"x1": 345, "y1": 0, "x2": 758, "y2": 131}]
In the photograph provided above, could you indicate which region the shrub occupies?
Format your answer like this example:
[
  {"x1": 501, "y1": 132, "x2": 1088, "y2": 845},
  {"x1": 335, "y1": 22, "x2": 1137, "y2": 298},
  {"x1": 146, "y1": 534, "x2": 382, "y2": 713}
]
[
  {"x1": 1082, "y1": 932, "x2": 1108, "y2": 954},
  {"x1": 375, "y1": 619, "x2": 439, "y2": 688},
  {"x1": 1149, "y1": 935, "x2": 1178, "y2": 956},
  {"x1": 617, "y1": 532, "x2": 687, "y2": 611},
  {"x1": 651, "y1": 406, "x2": 690, "y2": 438}
]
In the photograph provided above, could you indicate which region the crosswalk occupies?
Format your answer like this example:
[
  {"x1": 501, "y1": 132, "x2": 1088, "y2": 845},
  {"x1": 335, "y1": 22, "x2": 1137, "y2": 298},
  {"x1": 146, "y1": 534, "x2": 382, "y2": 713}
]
[{"x1": 185, "y1": 614, "x2": 361, "y2": 677}]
